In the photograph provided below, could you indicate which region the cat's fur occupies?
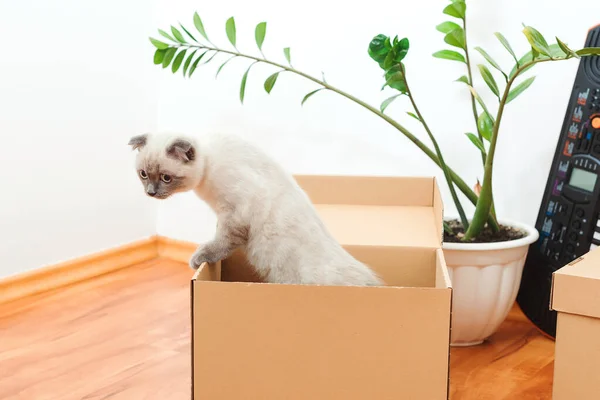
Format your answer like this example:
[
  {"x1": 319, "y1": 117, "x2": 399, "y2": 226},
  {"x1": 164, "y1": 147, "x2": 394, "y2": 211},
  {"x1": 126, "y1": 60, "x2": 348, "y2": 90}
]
[{"x1": 128, "y1": 131, "x2": 383, "y2": 286}]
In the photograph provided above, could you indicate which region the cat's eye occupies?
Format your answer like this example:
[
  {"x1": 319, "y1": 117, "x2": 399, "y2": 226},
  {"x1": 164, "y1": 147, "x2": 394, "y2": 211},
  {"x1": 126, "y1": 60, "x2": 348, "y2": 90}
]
[
  {"x1": 139, "y1": 170, "x2": 148, "y2": 179},
  {"x1": 161, "y1": 174, "x2": 172, "y2": 183}
]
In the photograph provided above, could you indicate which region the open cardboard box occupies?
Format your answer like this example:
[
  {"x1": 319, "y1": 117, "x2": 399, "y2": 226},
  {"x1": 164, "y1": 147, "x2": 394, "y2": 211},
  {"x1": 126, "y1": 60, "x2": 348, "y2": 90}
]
[
  {"x1": 191, "y1": 175, "x2": 453, "y2": 399},
  {"x1": 551, "y1": 246, "x2": 600, "y2": 399}
]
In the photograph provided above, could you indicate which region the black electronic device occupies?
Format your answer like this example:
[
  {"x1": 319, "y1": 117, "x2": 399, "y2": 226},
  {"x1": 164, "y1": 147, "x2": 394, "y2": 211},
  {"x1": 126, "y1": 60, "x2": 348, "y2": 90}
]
[{"x1": 517, "y1": 24, "x2": 600, "y2": 338}]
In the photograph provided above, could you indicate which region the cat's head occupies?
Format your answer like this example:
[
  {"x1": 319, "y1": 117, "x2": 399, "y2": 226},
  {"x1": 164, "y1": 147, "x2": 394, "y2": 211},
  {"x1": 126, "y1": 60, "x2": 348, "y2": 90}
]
[{"x1": 128, "y1": 132, "x2": 204, "y2": 199}]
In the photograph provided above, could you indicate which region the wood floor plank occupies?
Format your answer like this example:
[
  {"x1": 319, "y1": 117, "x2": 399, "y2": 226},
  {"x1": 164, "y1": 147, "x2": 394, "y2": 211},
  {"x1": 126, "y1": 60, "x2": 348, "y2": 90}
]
[{"x1": 0, "y1": 259, "x2": 555, "y2": 399}]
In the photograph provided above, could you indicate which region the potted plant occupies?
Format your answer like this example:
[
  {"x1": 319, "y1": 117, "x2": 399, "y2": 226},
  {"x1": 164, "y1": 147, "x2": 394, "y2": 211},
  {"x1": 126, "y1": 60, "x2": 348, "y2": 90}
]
[{"x1": 148, "y1": 1, "x2": 600, "y2": 345}]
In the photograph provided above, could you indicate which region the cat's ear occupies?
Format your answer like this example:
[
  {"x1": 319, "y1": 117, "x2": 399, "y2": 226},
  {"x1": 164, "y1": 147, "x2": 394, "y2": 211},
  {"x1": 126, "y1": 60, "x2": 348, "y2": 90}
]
[
  {"x1": 167, "y1": 138, "x2": 195, "y2": 163},
  {"x1": 128, "y1": 134, "x2": 148, "y2": 151}
]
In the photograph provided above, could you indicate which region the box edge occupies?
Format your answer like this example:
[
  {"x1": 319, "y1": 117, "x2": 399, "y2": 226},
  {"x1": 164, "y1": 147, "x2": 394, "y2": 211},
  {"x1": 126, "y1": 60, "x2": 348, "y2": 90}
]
[{"x1": 190, "y1": 277, "x2": 195, "y2": 400}]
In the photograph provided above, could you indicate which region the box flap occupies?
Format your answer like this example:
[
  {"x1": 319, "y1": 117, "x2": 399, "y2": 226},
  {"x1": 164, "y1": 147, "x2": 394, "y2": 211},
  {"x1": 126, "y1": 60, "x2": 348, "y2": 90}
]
[
  {"x1": 294, "y1": 175, "x2": 442, "y2": 250},
  {"x1": 551, "y1": 247, "x2": 600, "y2": 319}
]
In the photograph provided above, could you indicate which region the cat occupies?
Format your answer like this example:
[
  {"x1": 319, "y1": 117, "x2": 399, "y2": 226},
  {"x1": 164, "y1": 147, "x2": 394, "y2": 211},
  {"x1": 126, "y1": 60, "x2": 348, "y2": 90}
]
[{"x1": 128, "y1": 131, "x2": 383, "y2": 287}]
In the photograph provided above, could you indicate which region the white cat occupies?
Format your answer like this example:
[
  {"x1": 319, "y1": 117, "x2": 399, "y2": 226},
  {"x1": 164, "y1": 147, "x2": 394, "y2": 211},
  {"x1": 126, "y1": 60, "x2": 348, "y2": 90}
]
[{"x1": 128, "y1": 131, "x2": 383, "y2": 286}]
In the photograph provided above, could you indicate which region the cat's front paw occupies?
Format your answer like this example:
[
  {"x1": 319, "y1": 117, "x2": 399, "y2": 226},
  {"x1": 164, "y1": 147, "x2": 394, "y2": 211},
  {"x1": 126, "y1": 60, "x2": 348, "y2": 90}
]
[
  {"x1": 189, "y1": 245, "x2": 221, "y2": 270},
  {"x1": 189, "y1": 248, "x2": 207, "y2": 270}
]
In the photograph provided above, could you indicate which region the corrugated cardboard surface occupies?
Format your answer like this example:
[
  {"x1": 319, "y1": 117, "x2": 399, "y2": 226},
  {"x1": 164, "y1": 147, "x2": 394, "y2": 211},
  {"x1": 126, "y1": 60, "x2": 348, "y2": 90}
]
[
  {"x1": 315, "y1": 205, "x2": 439, "y2": 248},
  {"x1": 551, "y1": 248, "x2": 600, "y2": 319},
  {"x1": 293, "y1": 175, "x2": 439, "y2": 207},
  {"x1": 553, "y1": 312, "x2": 600, "y2": 399},
  {"x1": 223, "y1": 245, "x2": 439, "y2": 288},
  {"x1": 551, "y1": 247, "x2": 600, "y2": 399},
  {"x1": 191, "y1": 175, "x2": 452, "y2": 399},
  {"x1": 193, "y1": 261, "x2": 451, "y2": 400}
]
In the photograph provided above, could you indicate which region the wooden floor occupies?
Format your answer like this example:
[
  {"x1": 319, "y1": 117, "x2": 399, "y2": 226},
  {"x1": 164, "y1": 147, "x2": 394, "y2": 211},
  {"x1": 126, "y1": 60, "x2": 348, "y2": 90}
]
[{"x1": 0, "y1": 259, "x2": 555, "y2": 399}]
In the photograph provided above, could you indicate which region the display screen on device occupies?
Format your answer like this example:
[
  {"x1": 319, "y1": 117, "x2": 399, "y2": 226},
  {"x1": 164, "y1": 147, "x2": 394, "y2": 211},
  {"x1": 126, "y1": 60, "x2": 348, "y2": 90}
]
[{"x1": 569, "y1": 167, "x2": 597, "y2": 192}]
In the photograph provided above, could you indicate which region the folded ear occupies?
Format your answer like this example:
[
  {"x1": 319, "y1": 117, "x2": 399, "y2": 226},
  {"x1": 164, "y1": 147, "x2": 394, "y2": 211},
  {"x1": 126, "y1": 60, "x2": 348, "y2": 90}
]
[
  {"x1": 167, "y1": 138, "x2": 195, "y2": 163},
  {"x1": 128, "y1": 134, "x2": 148, "y2": 151}
]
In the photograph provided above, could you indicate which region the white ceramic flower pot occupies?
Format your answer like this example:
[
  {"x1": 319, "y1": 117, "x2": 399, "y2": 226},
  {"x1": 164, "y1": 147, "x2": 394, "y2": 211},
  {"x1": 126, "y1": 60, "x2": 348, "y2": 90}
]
[{"x1": 442, "y1": 219, "x2": 539, "y2": 346}]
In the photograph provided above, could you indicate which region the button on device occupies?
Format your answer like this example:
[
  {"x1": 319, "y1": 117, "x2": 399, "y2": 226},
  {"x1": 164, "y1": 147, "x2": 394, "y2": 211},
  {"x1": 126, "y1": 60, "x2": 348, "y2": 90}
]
[
  {"x1": 593, "y1": 117, "x2": 600, "y2": 130},
  {"x1": 569, "y1": 232, "x2": 578, "y2": 241},
  {"x1": 566, "y1": 243, "x2": 575, "y2": 252},
  {"x1": 576, "y1": 207, "x2": 585, "y2": 218},
  {"x1": 573, "y1": 220, "x2": 582, "y2": 229}
]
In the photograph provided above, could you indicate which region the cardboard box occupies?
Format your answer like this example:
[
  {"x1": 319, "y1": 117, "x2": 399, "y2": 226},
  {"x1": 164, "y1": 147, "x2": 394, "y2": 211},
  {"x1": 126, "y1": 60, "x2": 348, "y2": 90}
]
[
  {"x1": 551, "y1": 247, "x2": 600, "y2": 399},
  {"x1": 191, "y1": 175, "x2": 453, "y2": 399}
]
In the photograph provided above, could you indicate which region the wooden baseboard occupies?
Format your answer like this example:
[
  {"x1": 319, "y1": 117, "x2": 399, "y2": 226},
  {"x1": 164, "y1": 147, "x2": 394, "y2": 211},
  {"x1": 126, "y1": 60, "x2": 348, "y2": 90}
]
[
  {"x1": 156, "y1": 236, "x2": 196, "y2": 264},
  {"x1": 0, "y1": 237, "x2": 159, "y2": 304}
]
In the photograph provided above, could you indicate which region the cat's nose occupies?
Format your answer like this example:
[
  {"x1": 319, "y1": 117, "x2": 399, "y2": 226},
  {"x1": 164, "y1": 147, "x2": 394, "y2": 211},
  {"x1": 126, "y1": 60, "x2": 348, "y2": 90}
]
[{"x1": 146, "y1": 184, "x2": 156, "y2": 197}]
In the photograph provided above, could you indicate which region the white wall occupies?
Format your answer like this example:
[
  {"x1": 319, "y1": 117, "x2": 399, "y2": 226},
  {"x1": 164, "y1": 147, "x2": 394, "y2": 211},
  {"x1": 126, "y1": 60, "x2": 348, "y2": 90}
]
[
  {"x1": 0, "y1": 0, "x2": 159, "y2": 278},
  {"x1": 154, "y1": 0, "x2": 600, "y2": 244},
  {"x1": 2, "y1": 0, "x2": 598, "y2": 278}
]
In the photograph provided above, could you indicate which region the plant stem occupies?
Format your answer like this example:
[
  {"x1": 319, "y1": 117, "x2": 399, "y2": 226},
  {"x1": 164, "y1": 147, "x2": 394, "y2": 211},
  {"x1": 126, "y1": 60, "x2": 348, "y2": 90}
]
[
  {"x1": 462, "y1": 18, "x2": 487, "y2": 166},
  {"x1": 173, "y1": 42, "x2": 500, "y2": 230},
  {"x1": 463, "y1": 57, "x2": 552, "y2": 240},
  {"x1": 462, "y1": 16, "x2": 498, "y2": 229},
  {"x1": 401, "y1": 64, "x2": 470, "y2": 230}
]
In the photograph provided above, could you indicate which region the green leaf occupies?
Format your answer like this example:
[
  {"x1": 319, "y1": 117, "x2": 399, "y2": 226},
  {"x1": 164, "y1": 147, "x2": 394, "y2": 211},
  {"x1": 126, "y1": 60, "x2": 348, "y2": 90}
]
[
  {"x1": 432, "y1": 50, "x2": 465, "y2": 62},
  {"x1": 225, "y1": 16, "x2": 236, "y2": 48},
  {"x1": 391, "y1": 38, "x2": 410, "y2": 64},
  {"x1": 407, "y1": 112, "x2": 421, "y2": 121},
  {"x1": 506, "y1": 76, "x2": 536, "y2": 103},
  {"x1": 284, "y1": 47, "x2": 291, "y2": 64},
  {"x1": 382, "y1": 69, "x2": 407, "y2": 93},
  {"x1": 154, "y1": 48, "x2": 167, "y2": 65},
  {"x1": 149, "y1": 37, "x2": 169, "y2": 50},
  {"x1": 171, "y1": 49, "x2": 187, "y2": 73},
  {"x1": 264, "y1": 71, "x2": 280, "y2": 93},
  {"x1": 162, "y1": 47, "x2": 177, "y2": 68},
  {"x1": 171, "y1": 26, "x2": 186, "y2": 43},
  {"x1": 576, "y1": 47, "x2": 600, "y2": 56},
  {"x1": 188, "y1": 51, "x2": 208, "y2": 77},
  {"x1": 477, "y1": 64, "x2": 499, "y2": 97},
  {"x1": 455, "y1": 75, "x2": 469, "y2": 84},
  {"x1": 436, "y1": 21, "x2": 461, "y2": 34},
  {"x1": 556, "y1": 37, "x2": 577, "y2": 58},
  {"x1": 202, "y1": 52, "x2": 219, "y2": 65},
  {"x1": 443, "y1": 1, "x2": 466, "y2": 19},
  {"x1": 465, "y1": 133, "x2": 485, "y2": 152},
  {"x1": 193, "y1": 12, "x2": 209, "y2": 41},
  {"x1": 380, "y1": 94, "x2": 402, "y2": 112},
  {"x1": 159, "y1": 29, "x2": 177, "y2": 42},
  {"x1": 522, "y1": 25, "x2": 551, "y2": 57},
  {"x1": 301, "y1": 88, "x2": 325, "y2": 106},
  {"x1": 509, "y1": 44, "x2": 565, "y2": 78},
  {"x1": 240, "y1": 62, "x2": 257, "y2": 104},
  {"x1": 477, "y1": 112, "x2": 493, "y2": 141},
  {"x1": 444, "y1": 29, "x2": 466, "y2": 49},
  {"x1": 368, "y1": 34, "x2": 392, "y2": 68},
  {"x1": 381, "y1": 37, "x2": 409, "y2": 69},
  {"x1": 182, "y1": 49, "x2": 198, "y2": 76},
  {"x1": 215, "y1": 56, "x2": 236, "y2": 78},
  {"x1": 255, "y1": 22, "x2": 266, "y2": 51},
  {"x1": 494, "y1": 32, "x2": 519, "y2": 64},
  {"x1": 474, "y1": 47, "x2": 505, "y2": 76},
  {"x1": 468, "y1": 85, "x2": 495, "y2": 123},
  {"x1": 180, "y1": 23, "x2": 198, "y2": 42}
]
